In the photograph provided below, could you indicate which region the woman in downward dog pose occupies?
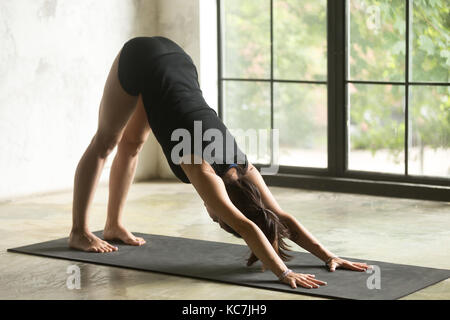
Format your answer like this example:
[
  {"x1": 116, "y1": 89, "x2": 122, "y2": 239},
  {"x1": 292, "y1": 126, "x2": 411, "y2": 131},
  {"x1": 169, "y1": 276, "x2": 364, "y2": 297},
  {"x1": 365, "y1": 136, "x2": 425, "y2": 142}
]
[{"x1": 69, "y1": 36, "x2": 370, "y2": 289}]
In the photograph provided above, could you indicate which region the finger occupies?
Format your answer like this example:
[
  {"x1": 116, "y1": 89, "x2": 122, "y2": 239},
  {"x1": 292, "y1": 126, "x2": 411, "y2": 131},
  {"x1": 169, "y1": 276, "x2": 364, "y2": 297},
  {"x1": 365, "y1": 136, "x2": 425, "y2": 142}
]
[
  {"x1": 329, "y1": 262, "x2": 337, "y2": 272},
  {"x1": 344, "y1": 262, "x2": 366, "y2": 271},
  {"x1": 302, "y1": 279, "x2": 320, "y2": 288},
  {"x1": 349, "y1": 261, "x2": 368, "y2": 267},
  {"x1": 347, "y1": 262, "x2": 366, "y2": 271},
  {"x1": 310, "y1": 278, "x2": 327, "y2": 285},
  {"x1": 353, "y1": 262, "x2": 369, "y2": 268},
  {"x1": 296, "y1": 279, "x2": 313, "y2": 289},
  {"x1": 306, "y1": 275, "x2": 318, "y2": 282},
  {"x1": 290, "y1": 278, "x2": 297, "y2": 289},
  {"x1": 306, "y1": 277, "x2": 327, "y2": 287},
  {"x1": 306, "y1": 274, "x2": 316, "y2": 278}
]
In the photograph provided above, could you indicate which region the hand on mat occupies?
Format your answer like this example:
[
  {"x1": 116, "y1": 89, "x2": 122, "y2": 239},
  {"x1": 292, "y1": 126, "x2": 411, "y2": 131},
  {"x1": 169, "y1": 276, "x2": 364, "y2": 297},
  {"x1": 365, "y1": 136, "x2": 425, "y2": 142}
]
[
  {"x1": 326, "y1": 257, "x2": 371, "y2": 272},
  {"x1": 281, "y1": 272, "x2": 327, "y2": 289}
]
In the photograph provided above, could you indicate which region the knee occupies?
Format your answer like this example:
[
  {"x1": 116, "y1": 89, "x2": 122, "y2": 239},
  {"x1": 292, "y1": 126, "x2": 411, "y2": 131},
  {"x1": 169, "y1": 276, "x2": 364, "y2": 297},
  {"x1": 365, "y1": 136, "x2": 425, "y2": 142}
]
[
  {"x1": 118, "y1": 136, "x2": 146, "y2": 157},
  {"x1": 92, "y1": 133, "x2": 121, "y2": 159}
]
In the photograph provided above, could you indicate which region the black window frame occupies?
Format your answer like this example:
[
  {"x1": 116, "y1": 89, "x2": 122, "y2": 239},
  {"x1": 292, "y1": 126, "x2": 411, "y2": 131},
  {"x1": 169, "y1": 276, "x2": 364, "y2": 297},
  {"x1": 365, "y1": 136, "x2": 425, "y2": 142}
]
[{"x1": 217, "y1": 0, "x2": 450, "y2": 201}]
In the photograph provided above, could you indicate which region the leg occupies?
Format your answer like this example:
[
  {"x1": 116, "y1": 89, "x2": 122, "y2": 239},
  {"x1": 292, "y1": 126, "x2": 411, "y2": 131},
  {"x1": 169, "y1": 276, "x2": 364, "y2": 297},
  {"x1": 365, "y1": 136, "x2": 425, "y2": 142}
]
[
  {"x1": 103, "y1": 95, "x2": 151, "y2": 245},
  {"x1": 69, "y1": 48, "x2": 139, "y2": 252}
]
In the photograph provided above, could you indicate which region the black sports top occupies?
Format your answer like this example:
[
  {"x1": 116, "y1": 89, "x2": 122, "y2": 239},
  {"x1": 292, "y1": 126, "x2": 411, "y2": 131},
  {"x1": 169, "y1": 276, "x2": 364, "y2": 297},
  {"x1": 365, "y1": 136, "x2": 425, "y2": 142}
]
[{"x1": 117, "y1": 36, "x2": 248, "y2": 183}]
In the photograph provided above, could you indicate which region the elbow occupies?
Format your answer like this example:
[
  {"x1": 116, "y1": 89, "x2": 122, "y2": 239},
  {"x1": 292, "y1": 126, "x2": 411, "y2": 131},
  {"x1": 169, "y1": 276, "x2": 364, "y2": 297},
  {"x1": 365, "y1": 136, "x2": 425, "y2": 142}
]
[
  {"x1": 276, "y1": 210, "x2": 293, "y2": 225},
  {"x1": 234, "y1": 219, "x2": 257, "y2": 238}
]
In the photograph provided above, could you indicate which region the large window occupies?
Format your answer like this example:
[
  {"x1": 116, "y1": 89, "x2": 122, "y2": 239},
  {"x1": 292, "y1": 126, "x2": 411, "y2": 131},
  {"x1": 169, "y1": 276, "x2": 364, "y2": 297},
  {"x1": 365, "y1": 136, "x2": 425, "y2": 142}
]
[
  {"x1": 220, "y1": 0, "x2": 328, "y2": 168},
  {"x1": 218, "y1": 0, "x2": 449, "y2": 191},
  {"x1": 347, "y1": 0, "x2": 449, "y2": 178}
]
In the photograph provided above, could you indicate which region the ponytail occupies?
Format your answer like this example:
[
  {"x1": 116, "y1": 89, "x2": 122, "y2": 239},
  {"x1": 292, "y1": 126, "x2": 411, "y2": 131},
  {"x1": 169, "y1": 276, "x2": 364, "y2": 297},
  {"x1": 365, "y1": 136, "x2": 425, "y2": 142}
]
[{"x1": 246, "y1": 207, "x2": 293, "y2": 267}]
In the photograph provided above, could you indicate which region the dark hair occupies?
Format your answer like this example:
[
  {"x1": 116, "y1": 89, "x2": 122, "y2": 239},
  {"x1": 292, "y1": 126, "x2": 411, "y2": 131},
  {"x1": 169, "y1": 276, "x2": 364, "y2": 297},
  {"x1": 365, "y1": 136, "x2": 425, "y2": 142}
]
[{"x1": 221, "y1": 164, "x2": 293, "y2": 267}]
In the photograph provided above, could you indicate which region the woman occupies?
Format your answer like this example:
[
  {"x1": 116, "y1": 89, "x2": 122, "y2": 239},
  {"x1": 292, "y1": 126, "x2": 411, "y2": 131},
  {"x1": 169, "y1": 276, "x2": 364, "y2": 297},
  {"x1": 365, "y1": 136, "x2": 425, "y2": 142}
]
[{"x1": 69, "y1": 36, "x2": 370, "y2": 289}]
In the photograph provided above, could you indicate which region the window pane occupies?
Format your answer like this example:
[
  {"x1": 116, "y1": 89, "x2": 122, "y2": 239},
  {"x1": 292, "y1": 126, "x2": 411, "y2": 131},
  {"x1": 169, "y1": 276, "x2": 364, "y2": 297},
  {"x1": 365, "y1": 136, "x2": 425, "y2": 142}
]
[
  {"x1": 274, "y1": 83, "x2": 327, "y2": 167},
  {"x1": 348, "y1": 0, "x2": 405, "y2": 81},
  {"x1": 274, "y1": 0, "x2": 327, "y2": 81},
  {"x1": 409, "y1": 86, "x2": 450, "y2": 177},
  {"x1": 224, "y1": 81, "x2": 271, "y2": 163},
  {"x1": 222, "y1": 0, "x2": 270, "y2": 79},
  {"x1": 411, "y1": 1, "x2": 450, "y2": 82},
  {"x1": 348, "y1": 83, "x2": 405, "y2": 173}
]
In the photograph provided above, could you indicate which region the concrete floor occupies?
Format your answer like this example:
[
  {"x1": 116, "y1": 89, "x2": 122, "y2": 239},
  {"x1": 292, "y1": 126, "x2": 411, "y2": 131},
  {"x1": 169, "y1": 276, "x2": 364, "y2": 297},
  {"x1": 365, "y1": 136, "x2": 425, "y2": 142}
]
[{"x1": 0, "y1": 180, "x2": 449, "y2": 300}]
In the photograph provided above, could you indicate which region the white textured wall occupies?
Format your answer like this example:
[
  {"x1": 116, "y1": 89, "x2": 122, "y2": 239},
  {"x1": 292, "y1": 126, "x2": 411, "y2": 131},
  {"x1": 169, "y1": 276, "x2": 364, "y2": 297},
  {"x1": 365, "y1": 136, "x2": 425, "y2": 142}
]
[
  {"x1": 0, "y1": 0, "x2": 217, "y2": 200},
  {"x1": 0, "y1": 0, "x2": 158, "y2": 200},
  {"x1": 199, "y1": 0, "x2": 218, "y2": 114}
]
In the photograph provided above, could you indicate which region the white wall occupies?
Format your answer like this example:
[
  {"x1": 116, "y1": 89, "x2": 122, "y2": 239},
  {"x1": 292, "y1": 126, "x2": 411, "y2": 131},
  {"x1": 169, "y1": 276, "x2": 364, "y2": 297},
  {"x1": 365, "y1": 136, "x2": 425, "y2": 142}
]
[
  {"x1": 0, "y1": 0, "x2": 218, "y2": 200},
  {"x1": 199, "y1": 0, "x2": 218, "y2": 114},
  {"x1": 0, "y1": 0, "x2": 159, "y2": 200}
]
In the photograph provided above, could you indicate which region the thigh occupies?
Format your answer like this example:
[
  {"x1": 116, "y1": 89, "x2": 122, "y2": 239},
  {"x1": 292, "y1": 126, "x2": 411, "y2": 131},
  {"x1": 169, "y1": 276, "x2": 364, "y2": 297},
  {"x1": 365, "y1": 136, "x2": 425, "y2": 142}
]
[
  {"x1": 121, "y1": 94, "x2": 151, "y2": 144},
  {"x1": 97, "y1": 48, "x2": 139, "y2": 141}
]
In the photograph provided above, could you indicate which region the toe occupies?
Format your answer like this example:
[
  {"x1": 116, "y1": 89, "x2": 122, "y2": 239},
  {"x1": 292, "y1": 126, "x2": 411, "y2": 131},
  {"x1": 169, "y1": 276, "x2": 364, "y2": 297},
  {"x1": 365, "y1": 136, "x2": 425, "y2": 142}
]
[
  {"x1": 102, "y1": 241, "x2": 115, "y2": 251},
  {"x1": 130, "y1": 236, "x2": 145, "y2": 245},
  {"x1": 127, "y1": 238, "x2": 141, "y2": 245}
]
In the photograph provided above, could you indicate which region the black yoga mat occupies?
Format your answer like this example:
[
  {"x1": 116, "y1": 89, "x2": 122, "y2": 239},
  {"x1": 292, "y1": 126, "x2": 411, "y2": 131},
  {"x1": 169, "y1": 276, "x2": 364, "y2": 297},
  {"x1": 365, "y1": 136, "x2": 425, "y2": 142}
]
[{"x1": 7, "y1": 231, "x2": 450, "y2": 300}]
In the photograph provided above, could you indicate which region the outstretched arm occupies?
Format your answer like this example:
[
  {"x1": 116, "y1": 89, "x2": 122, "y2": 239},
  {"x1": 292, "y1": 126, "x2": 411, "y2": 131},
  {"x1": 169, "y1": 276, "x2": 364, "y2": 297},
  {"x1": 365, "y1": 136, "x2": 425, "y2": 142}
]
[
  {"x1": 181, "y1": 158, "x2": 288, "y2": 278},
  {"x1": 244, "y1": 162, "x2": 370, "y2": 272},
  {"x1": 180, "y1": 157, "x2": 327, "y2": 288}
]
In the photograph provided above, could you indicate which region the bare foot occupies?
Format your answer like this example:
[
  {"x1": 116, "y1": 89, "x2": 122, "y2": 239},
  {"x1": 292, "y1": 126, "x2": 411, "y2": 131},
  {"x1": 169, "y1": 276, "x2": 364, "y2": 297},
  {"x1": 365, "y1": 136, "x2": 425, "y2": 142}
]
[
  {"x1": 69, "y1": 230, "x2": 118, "y2": 253},
  {"x1": 103, "y1": 225, "x2": 146, "y2": 246}
]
